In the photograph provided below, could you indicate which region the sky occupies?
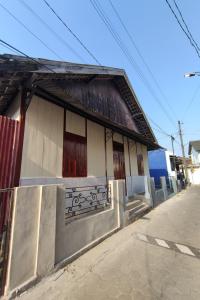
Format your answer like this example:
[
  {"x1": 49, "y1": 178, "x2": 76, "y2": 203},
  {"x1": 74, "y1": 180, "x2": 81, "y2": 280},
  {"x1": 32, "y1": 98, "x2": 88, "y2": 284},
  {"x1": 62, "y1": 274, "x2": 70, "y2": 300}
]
[{"x1": 0, "y1": 0, "x2": 200, "y2": 156}]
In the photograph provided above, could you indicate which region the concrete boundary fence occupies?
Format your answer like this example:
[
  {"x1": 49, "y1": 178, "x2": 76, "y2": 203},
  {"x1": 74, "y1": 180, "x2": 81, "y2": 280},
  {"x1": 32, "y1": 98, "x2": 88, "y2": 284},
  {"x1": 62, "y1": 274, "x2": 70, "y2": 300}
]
[
  {"x1": 3, "y1": 176, "x2": 181, "y2": 298},
  {"x1": 4, "y1": 180, "x2": 126, "y2": 298}
]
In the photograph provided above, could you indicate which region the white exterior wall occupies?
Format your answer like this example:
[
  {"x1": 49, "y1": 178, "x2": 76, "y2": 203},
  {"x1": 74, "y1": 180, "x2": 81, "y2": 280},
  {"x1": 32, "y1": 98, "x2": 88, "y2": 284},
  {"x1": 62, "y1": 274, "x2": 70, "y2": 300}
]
[
  {"x1": 106, "y1": 129, "x2": 114, "y2": 177},
  {"x1": 136, "y1": 142, "x2": 142, "y2": 155},
  {"x1": 124, "y1": 137, "x2": 130, "y2": 176},
  {"x1": 113, "y1": 132, "x2": 123, "y2": 143},
  {"x1": 142, "y1": 144, "x2": 150, "y2": 176},
  {"x1": 20, "y1": 98, "x2": 150, "y2": 181},
  {"x1": 188, "y1": 167, "x2": 200, "y2": 184},
  {"x1": 87, "y1": 120, "x2": 106, "y2": 177},
  {"x1": 165, "y1": 150, "x2": 176, "y2": 177},
  {"x1": 65, "y1": 110, "x2": 86, "y2": 136},
  {"x1": 191, "y1": 148, "x2": 200, "y2": 165},
  {"x1": 20, "y1": 96, "x2": 64, "y2": 178},
  {"x1": 129, "y1": 140, "x2": 138, "y2": 175}
]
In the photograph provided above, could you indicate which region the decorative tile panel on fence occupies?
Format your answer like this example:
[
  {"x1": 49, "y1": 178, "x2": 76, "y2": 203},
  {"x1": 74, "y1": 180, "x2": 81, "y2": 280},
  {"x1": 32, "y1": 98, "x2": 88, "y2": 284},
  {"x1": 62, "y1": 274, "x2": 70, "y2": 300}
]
[{"x1": 65, "y1": 185, "x2": 111, "y2": 221}]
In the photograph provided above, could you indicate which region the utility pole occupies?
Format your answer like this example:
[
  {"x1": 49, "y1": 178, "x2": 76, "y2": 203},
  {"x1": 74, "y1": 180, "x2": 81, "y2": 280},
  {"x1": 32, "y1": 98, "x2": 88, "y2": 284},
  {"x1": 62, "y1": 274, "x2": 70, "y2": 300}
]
[
  {"x1": 178, "y1": 120, "x2": 188, "y2": 182},
  {"x1": 170, "y1": 135, "x2": 176, "y2": 171}
]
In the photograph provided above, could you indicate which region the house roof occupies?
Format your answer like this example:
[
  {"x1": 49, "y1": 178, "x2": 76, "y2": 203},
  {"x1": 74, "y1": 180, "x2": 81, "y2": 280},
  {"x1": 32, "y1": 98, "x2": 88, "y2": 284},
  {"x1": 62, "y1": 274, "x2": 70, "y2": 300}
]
[
  {"x1": 188, "y1": 140, "x2": 200, "y2": 155},
  {"x1": 0, "y1": 54, "x2": 160, "y2": 150}
]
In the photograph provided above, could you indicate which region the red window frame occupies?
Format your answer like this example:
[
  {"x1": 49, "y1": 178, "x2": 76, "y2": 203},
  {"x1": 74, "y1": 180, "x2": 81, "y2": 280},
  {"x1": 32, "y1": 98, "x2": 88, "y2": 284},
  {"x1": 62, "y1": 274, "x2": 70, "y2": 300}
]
[
  {"x1": 113, "y1": 141, "x2": 126, "y2": 180},
  {"x1": 63, "y1": 131, "x2": 87, "y2": 177},
  {"x1": 137, "y1": 153, "x2": 144, "y2": 176}
]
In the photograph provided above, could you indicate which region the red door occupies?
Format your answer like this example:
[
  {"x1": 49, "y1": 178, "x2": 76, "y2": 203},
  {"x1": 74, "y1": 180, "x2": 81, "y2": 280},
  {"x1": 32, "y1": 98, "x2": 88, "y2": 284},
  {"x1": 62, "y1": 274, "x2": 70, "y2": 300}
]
[
  {"x1": 113, "y1": 141, "x2": 125, "y2": 179},
  {"x1": 63, "y1": 131, "x2": 87, "y2": 177}
]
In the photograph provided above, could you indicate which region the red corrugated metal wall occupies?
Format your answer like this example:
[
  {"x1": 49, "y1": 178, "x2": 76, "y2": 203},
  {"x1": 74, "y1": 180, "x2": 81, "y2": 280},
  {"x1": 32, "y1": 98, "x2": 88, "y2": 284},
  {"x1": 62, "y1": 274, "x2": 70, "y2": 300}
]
[
  {"x1": 0, "y1": 116, "x2": 20, "y2": 295},
  {"x1": 0, "y1": 116, "x2": 20, "y2": 189}
]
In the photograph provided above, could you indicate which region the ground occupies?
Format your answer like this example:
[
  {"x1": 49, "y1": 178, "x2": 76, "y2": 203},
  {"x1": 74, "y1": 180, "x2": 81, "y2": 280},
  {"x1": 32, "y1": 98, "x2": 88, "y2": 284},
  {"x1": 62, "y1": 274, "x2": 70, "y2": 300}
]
[{"x1": 18, "y1": 186, "x2": 200, "y2": 300}]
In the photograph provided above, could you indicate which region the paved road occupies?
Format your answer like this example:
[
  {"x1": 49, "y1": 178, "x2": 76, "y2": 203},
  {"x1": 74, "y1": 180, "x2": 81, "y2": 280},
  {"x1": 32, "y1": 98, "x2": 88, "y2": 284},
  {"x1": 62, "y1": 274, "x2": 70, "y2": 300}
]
[{"x1": 19, "y1": 186, "x2": 200, "y2": 300}]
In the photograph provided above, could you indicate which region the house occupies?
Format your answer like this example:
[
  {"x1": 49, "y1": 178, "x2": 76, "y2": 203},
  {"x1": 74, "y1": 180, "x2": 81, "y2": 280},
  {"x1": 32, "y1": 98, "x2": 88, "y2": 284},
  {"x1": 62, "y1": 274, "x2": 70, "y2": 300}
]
[
  {"x1": 188, "y1": 140, "x2": 200, "y2": 165},
  {"x1": 0, "y1": 54, "x2": 159, "y2": 190},
  {"x1": 148, "y1": 148, "x2": 176, "y2": 187},
  {"x1": 0, "y1": 54, "x2": 161, "y2": 296},
  {"x1": 188, "y1": 140, "x2": 200, "y2": 184}
]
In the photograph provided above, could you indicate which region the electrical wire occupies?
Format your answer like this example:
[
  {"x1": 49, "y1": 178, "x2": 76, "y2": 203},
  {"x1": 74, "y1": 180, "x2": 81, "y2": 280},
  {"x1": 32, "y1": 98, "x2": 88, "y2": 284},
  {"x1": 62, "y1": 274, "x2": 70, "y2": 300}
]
[
  {"x1": 149, "y1": 120, "x2": 181, "y2": 153},
  {"x1": 165, "y1": 0, "x2": 200, "y2": 59},
  {"x1": 147, "y1": 115, "x2": 171, "y2": 137},
  {"x1": 17, "y1": 0, "x2": 85, "y2": 63},
  {"x1": 173, "y1": 0, "x2": 200, "y2": 52},
  {"x1": 0, "y1": 2, "x2": 63, "y2": 60},
  {"x1": 108, "y1": 0, "x2": 178, "y2": 120},
  {"x1": 0, "y1": 41, "x2": 19, "y2": 55},
  {"x1": 147, "y1": 115, "x2": 182, "y2": 149},
  {"x1": 0, "y1": 38, "x2": 56, "y2": 73},
  {"x1": 90, "y1": 0, "x2": 176, "y2": 126},
  {"x1": 42, "y1": 0, "x2": 101, "y2": 65},
  {"x1": 182, "y1": 83, "x2": 200, "y2": 120}
]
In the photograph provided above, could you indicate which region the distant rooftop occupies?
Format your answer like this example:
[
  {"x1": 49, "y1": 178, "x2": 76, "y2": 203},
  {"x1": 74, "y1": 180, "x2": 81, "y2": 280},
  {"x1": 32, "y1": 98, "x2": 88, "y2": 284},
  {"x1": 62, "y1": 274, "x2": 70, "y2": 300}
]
[{"x1": 188, "y1": 140, "x2": 200, "y2": 155}]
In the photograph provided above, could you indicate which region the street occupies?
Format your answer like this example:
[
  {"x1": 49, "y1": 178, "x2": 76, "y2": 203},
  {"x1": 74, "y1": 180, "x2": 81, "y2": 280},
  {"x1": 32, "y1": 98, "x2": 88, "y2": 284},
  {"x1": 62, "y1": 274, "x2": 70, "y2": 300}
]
[{"x1": 18, "y1": 186, "x2": 200, "y2": 300}]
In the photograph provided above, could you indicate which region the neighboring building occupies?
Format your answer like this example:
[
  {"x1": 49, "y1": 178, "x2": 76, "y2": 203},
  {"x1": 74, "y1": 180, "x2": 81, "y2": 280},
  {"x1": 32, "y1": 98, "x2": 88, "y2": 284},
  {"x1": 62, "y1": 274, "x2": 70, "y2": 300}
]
[
  {"x1": 148, "y1": 149, "x2": 176, "y2": 187},
  {"x1": 188, "y1": 140, "x2": 200, "y2": 165},
  {"x1": 188, "y1": 140, "x2": 200, "y2": 184},
  {"x1": 0, "y1": 54, "x2": 160, "y2": 190}
]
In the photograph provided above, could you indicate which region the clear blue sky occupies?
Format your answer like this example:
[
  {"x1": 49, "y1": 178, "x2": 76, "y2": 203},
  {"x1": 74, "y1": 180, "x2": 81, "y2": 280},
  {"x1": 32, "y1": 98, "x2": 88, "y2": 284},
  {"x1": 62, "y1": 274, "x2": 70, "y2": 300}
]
[{"x1": 1, "y1": 0, "x2": 200, "y2": 156}]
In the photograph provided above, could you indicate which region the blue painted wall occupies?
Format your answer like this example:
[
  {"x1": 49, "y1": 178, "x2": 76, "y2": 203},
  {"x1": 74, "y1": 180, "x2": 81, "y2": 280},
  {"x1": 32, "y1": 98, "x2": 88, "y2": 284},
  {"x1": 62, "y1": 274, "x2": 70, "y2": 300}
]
[{"x1": 148, "y1": 149, "x2": 168, "y2": 186}]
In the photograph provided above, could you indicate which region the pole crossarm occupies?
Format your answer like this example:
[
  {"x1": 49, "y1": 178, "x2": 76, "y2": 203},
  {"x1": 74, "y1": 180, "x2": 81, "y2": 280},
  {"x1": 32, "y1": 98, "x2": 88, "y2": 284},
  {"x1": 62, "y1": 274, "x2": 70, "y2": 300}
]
[{"x1": 184, "y1": 72, "x2": 200, "y2": 78}]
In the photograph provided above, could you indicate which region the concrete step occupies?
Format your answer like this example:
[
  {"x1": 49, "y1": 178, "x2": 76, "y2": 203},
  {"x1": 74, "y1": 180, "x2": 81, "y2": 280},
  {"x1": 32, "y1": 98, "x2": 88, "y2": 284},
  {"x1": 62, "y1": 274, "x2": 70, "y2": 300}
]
[
  {"x1": 128, "y1": 193, "x2": 146, "y2": 202},
  {"x1": 129, "y1": 204, "x2": 150, "y2": 222},
  {"x1": 128, "y1": 202, "x2": 146, "y2": 215},
  {"x1": 125, "y1": 199, "x2": 142, "y2": 210}
]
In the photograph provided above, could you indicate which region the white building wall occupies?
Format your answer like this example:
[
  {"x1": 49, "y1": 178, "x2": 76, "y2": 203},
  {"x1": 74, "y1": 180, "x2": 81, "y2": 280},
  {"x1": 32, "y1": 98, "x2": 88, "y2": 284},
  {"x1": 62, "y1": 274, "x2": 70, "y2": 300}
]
[
  {"x1": 113, "y1": 132, "x2": 123, "y2": 143},
  {"x1": 129, "y1": 140, "x2": 138, "y2": 176},
  {"x1": 191, "y1": 148, "x2": 200, "y2": 165},
  {"x1": 124, "y1": 137, "x2": 130, "y2": 177},
  {"x1": 20, "y1": 98, "x2": 150, "y2": 181},
  {"x1": 20, "y1": 96, "x2": 64, "y2": 178},
  {"x1": 188, "y1": 167, "x2": 200, "y2": 184},
  {"x1": 105, "y1": 129, "x2": 114, "y2": 177},
  {"x1": 165, "y1": 150, "x2": 176, "y2": 177},
  {"x1": 65, "y1": 110, "x2": 85, "y2": 136},
  {"x1": 142, "y1": 144, "x2": 150, "y2": 176},
  {"x1": 87, "y1": 120, "x2": 106, "y2": 177}
]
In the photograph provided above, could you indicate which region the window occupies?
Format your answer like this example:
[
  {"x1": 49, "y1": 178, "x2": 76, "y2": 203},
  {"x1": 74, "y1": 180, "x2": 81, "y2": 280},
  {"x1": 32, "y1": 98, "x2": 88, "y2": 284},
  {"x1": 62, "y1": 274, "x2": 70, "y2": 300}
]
[
  {"x1": 113, "y1": 141, "x2": 125, "y2": 179},
  {"x1": 170, "y1": 156, "x2": 176, "y2": 171},
  {"x1": 137, "y1": 153, "x2": 144, "y2": 175},
  {"x1": 63, "y1": 131, "x2": 87, "y2": 177}
]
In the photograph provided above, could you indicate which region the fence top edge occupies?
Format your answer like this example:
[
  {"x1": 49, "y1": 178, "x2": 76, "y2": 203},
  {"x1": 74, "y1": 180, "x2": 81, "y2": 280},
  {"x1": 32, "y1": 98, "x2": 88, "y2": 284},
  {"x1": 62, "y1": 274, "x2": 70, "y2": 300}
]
[{"x1": 0, "y1": 188, "x2": 14, "y2": 192}]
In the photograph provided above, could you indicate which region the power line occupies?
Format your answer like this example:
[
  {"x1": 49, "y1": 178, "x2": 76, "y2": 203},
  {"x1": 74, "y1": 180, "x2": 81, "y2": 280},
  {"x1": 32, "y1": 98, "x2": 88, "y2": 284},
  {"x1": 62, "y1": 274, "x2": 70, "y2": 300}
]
[
  {"x1": 173, "y1": 0, "x2": 200, "y2": 52},
  {"x1": 17, "y1": 0, "x2": 85, "y2": 63},
  {"x1": 108, "y1": 0, "x2": 178, "y2": 120},
  {"x1": 147, "y1": 115, "x2": 171, "y2": 137},
  {"x1": 165, "y1": 0, "x2": 200, "y2": 59},
  {"x1": 0, "y1": 41, "x2": 19, "y2": 55},
  {"x1": 90, "y1": 0, "x2": 176, "y2": 126},
  {"x1": 42, "y1": 0, "x2": 101, "y2": 65},
  {"x1": 182, "y1": 83, "x2": 200, "y2": 120},
  {"x1": 0, "y1": 38, "x2": 55, "y2": 73},
  {"x1": 0, "y1": 2, "x2": 63, "y2": 60},
  {"x1": 147, "y1": 115, "x2": 181, "y2": 148},
  {"x1": 149, "y1": 120, "x2": 181, "y2": 153}
]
